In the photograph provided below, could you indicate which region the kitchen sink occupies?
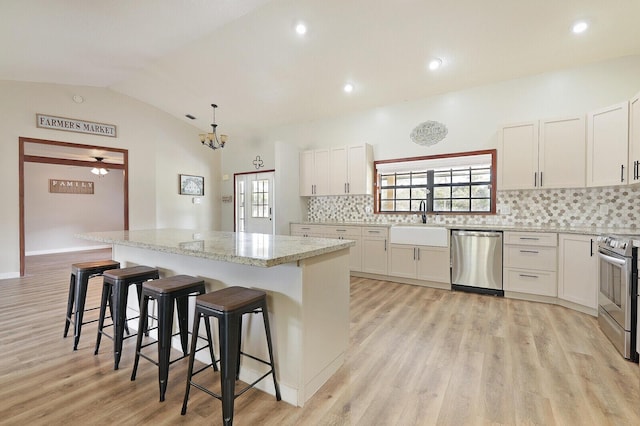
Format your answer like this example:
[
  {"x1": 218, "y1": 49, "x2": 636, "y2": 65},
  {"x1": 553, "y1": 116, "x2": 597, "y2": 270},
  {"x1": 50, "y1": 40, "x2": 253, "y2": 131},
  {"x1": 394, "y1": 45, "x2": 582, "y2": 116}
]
[{"x1": 389, "y1": 225, "x2": 449, "y2": 247}]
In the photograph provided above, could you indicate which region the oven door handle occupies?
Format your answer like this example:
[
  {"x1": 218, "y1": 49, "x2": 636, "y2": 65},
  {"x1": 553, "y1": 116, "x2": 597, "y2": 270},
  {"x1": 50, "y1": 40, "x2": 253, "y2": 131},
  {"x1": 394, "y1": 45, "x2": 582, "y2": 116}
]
[{"x1": 597, "y1": 251, "x2": 628, "y2": 267}]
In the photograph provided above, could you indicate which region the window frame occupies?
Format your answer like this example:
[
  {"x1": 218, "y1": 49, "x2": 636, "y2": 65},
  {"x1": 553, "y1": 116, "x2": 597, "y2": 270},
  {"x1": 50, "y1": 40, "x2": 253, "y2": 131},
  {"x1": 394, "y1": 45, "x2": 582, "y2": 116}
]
[{"x1": 374, "y1": 149, "x2": 497, "y2": 215}]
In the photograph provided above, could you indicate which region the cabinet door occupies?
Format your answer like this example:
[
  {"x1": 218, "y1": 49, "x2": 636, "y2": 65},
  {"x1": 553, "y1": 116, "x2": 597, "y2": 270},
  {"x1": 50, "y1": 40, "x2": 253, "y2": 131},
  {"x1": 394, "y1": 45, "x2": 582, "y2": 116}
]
[
  {"x1": 329, "y1": 147, "x2": 348, "y2": 195},
  {"x1": 586, "y1": 101, "x2": 629, "y2": 187},
  {"x1": 539, "y1": 116, "x2": 586, "y2": 188},
  {"x1": 388, "y1": 244, "x2": 417, "y2": 278},
  {"x1": 299, "y1": 151, "x2": 314, "y2": 196},
  {"x1": 629, "y1": 92, "x2": 640, "y2": 184},
  {"x1": 415, "y1": 246, "x2": 450, "y2": 283},
  {"x1": 313, "y1": 149, "x2": 330, "y2": 196},
  {"x1": 558, "y1": 234, "x2": 598, "y2": 309},
  {"x1": 347, "y1": 145, "x2": 372, "y2": 195},
  {"x1": 499, "y1": 122, "x2": 538, "y2": 190},
  {"x1": 362, "y1": 238, "x2": 387, "y2": 275}
]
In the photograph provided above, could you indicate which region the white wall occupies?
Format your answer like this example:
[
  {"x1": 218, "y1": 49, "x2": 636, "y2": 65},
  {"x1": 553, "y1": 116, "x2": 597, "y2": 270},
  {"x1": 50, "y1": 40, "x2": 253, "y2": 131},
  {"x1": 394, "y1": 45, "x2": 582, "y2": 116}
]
[
  {"x1": 24, "y1": 162, "x2": 124, "y2": 254},
  {"x1": 218, "y1": 55, "x2": 640, "y2": 231},
  {"x1": 0, "y1": 81, "x2": 221, "y2": 277}
]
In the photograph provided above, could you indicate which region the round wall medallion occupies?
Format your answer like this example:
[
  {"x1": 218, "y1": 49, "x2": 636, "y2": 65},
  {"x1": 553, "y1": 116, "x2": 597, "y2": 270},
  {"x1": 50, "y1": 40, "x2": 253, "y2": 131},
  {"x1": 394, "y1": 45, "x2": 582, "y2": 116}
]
[{"x1": 410, "y1": 120, "x2": 448, "y2": 147}]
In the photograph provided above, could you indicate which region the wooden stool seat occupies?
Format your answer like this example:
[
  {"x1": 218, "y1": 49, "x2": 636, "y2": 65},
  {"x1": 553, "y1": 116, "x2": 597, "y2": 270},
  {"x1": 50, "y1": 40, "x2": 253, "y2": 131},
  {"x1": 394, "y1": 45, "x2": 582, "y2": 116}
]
[
  {"x1": 130, "y1": 275, "x2": 212, "y2": 402},
  {"x1": 95, "y1": 265, "x2": 159, "y2": 370},
  {"x1": 64, "y1": 259, "x2": 120, "y2": 350},
  {"x1": 181, "y1": 286, "x2": 281, "y2": 425}
]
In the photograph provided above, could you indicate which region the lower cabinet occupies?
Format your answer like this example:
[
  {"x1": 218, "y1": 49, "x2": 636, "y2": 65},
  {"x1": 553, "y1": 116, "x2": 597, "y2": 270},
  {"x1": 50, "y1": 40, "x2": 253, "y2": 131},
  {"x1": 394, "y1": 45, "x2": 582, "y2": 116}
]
[
  {"x1": 322, "y1": 226, "x2": 362, "y2": 272},
  {"x1": 557, "y1": 233, "x2": 598, "y2": 310},
  {"x1": 503, "y1": 231, "x2": 558, "y2": 297},
  {"x1": 361, "y1": 227, "x2": 388, "y2": 275},
  {"x1": 389, "y1": 244, "x2": 449, "y2": 283}
]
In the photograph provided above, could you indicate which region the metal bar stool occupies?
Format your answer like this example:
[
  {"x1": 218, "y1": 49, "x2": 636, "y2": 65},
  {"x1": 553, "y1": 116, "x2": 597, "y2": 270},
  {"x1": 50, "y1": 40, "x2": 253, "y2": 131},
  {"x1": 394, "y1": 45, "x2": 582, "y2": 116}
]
[
  {"x1": 94, "y1": 265, "x2": 159, "y2": 370},
  {"x1": 181, "y1": 286, "x2": 281, "y2": 426},
  {"x1": 130, "y1": 275, "x2": 216, "y2": 402},
  {"x1": 64, "y1": 260, "x2": 120, "y2": 350}
]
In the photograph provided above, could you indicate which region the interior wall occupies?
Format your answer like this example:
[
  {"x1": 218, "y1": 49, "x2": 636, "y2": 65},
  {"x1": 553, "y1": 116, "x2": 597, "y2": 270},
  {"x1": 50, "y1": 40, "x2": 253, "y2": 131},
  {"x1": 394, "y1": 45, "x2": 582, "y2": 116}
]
[
  {"x1": 24, "y1": 162, "x2": 124, "y2": 254},
  {"x1": 0, "y1": 81, "x2": 220, "y2": 278}
]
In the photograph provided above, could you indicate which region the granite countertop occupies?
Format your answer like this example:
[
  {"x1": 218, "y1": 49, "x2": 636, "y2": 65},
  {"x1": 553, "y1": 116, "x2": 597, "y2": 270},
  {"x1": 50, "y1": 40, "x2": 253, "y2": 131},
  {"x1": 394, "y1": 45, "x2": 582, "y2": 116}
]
[{"x1": 76, "y1": 229, "x2": 355, "y2": 268}]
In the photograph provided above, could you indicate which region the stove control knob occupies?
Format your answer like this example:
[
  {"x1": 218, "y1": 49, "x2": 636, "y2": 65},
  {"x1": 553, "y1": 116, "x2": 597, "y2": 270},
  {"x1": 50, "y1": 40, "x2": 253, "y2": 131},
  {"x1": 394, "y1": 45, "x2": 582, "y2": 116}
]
[{"x1": 621, "y1": 242, "x2": 627, "y2": 249}]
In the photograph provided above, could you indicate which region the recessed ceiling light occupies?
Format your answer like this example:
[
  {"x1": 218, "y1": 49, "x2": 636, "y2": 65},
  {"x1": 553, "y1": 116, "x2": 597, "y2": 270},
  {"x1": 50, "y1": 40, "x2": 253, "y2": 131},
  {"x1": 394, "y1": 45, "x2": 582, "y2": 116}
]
[
  {"x1": 428, "y1": 58, "x2": 443, "y2": 71},
  {"x1": 295, "y1": 22, "x2": 307, "y2": 36},
  {"x1": 343, "y1": 83, "x2": 354, "y2": 93},
  {"x1": 572, "y1": 21, "x2": 588, "y2": 34}
]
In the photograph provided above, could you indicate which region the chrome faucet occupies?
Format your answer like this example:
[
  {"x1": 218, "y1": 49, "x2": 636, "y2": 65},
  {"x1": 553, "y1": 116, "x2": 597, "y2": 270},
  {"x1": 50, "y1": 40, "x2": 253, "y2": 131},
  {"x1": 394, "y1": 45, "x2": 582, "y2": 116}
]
[{"x1": 419, "y1": 200, "x2": 427, "y2": 224}]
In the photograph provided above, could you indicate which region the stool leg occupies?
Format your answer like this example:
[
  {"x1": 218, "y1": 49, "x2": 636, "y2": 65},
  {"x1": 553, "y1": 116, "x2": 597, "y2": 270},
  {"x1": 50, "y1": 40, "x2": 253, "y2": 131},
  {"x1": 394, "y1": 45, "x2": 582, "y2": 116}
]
[
  {"x1": 261, "y1": 304, "x2": 281, "y2": 401},
  {"x1": 72, "y1": 271, "x2": 90, "y2": 350},
  {"x1": 181, "y1": 311, "x2": 203, "y2": 415},
  {"x1": 130, "y1": 294, "x2": 150, "y2": 382},
  {"x1": 94, "y1": 282, "x2": 111, "y2": 355},
  {"x1": 204, "y1": 315, "x2": 218, "y2": 372},
  {"x1": 64, "y1": 273, "x2": 76, "y2": 338},
  {"x1": 157, "y1": 294, "x2": 174, "y2": 402},
  {"x1": 113, "y1": 282, "x2": 129, "y2": 370},
  {"x1": 235, "y1": 316, "x2": 242, "y2": 380},
  {"x1": 176, "y1": 295, "x2": 190, "y2": 356},
  {"x1": 220, "y1": 314, "x2": 241, "y2": 426}
]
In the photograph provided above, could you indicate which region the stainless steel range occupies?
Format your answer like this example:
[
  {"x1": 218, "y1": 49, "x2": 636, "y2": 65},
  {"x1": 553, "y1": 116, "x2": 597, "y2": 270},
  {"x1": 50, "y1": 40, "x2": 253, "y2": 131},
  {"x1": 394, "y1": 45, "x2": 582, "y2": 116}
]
[{"x1": 597, "y1": 235, "x2": 638, "y2": 362}]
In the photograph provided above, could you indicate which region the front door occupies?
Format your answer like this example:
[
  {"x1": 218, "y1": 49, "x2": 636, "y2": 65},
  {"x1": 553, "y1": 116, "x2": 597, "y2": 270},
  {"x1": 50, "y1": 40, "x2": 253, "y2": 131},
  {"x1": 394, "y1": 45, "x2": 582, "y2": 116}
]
[{"x1": 235, "y1": 171, "x2": 275, "y2": 234}]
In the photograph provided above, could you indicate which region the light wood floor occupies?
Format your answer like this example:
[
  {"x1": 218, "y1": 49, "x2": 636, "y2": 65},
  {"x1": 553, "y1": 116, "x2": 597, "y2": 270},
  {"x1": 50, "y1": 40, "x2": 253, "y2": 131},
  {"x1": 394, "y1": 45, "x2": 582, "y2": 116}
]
[{"x1": 1, "y1": 249, "x2": 639, "y2": 425}]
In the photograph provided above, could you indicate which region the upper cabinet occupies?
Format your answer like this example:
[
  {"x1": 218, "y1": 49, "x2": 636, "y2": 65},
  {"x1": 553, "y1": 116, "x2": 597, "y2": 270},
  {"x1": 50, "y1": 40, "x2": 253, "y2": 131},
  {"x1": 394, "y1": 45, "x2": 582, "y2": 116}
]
[
  {"x1": 329, "y1": 144, "x2": 373, "y2": 195},
  {"x1": 301, "y1": 144, "x2": 373, "y2": 196},
  {"x1": 299, "y1": 149, "x2": 329, "y2": 196},
  {"x1": 586, "y1": 101, "x2": 629, "y2": 187},
  {"x1": 499, "y1": 116, "x2": 585, "y2": 190},
  {"x1": 628, "y1": 92, "x2": 640, "y2": 184}
]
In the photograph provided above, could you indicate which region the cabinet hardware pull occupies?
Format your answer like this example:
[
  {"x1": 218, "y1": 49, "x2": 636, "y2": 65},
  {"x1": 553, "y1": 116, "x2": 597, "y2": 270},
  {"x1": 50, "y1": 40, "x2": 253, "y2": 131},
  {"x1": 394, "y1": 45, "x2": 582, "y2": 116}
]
[
  {"x1": 384, "y1": 239, "x2": 387, "y2": 251},
  {"x1": 413, "y1": 247, "x2": 416, "y2": 260},
  {"x1": 519, "y1": 274, "x2": 539, "y2": 279},
  {"x1": 368, "y1": 230, "x2": 380, "y2": 234},
  {"x1": 344, "y1": 183, "x2": 347, "y2": 193},
  {"x1": 519, "y1": 237, "x2": 539, "y2": 240},
  {"x1": 534, "y1": 172, "x2": 537, "y2": 187},
  {"x1": 590, "y1": 238, "x2": 594, "y2": 257},
  {"x1": 540, "y1": 171, "x2": 543, "y2": 187},
  {"x1": 635, "y1": 160, "x2": 639, "y2": 180},
  {"x1": 621, "y1": 164, "x2": 625, "y2": 182},
  {"x1": 519, "y1": 250, "x2": 539, "y2": 254},
  {"x1": 347, "y1": 183, "x2": 350, "y2": 193},
  {"x1": 417, "y1": 248, "x2": 420, "y2": 261},
  {"x1": 336, "y1": 229, "x2": 346, "y2": 232}
]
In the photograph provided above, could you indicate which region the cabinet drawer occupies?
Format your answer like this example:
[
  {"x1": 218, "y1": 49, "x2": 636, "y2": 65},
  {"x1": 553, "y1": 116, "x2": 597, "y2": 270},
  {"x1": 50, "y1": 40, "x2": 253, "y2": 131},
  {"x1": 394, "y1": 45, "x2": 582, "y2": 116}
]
[
  {"x1": 323, "y1": 226, "x2": 361, "y2": 238},
  {"x1": 362, "y1": 227, "x2": 389, "y2": 238},
  {"x1": 504, "y1": 268, "x2": 557, "y2": 297},
  {"x1": 291, "y1": 224, "x2": 324, "y2": 237},
  {"x1": 504, "y1": 246, "x2": 557, "y2": 271},
  {"x1": 504, "y1": 232, "x2": 557, "y2": 247}
]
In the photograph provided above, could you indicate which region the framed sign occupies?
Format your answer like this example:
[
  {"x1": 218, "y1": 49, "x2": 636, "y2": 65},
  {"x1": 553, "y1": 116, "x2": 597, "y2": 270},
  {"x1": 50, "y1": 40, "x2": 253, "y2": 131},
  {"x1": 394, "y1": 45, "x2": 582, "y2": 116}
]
[
  {"x1": 36, "y1": 113, "x2": 117, "y2": 137},
  {"x1": 180, "y1": 174, "x2": 204, "y2": 196},
  {"x1": 49, "y1": 179, "x2": 94, "y2": 194}
]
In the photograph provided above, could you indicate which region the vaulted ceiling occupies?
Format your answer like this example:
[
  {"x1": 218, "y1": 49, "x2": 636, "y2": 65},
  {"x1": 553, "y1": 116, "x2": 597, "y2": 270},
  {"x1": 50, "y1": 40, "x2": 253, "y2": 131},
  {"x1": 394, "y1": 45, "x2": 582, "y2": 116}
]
[{"x1": 3, "y1": 0, "x2": 640, "y2": 134}]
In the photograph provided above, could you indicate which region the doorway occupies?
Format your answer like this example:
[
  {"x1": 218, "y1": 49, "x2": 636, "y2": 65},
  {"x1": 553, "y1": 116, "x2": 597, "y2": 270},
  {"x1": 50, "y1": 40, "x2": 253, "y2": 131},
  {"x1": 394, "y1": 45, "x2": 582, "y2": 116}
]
[
  {"x1": 19, "y1": 137, "x2": 128, "y2": 276},
  {"x1": 234, "y1": 170, "x2": 275, "y2": 234}
]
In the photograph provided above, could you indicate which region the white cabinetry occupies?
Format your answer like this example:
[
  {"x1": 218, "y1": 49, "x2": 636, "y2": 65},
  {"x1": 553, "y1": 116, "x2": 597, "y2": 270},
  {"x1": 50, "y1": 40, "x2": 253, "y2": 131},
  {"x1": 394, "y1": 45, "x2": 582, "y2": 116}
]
[
  {"x1": 299, "y1": 149, "x2": 329, "y2": 196},
  {"x1": 389, "y1": 244, "x2": 449, "y2": 284},
  {"x1": 499, "y1": 116, "x2": 585, "y2": 190},
  {"x1": 503, "y1": 232, "x2": 557, "y2": 297},
  {"x1": 628, "y1": 92, "x2": 640, "y2": 184},
  {"x1": 323, "y1": 225, "x2": 362, "y2": 272},
  {"x1": 329, "y1": 145, "x2": 373, "y2": 195},
  {"x1": 361, "y1": 227, "x2": 388, "y2": 275},
  {"x1": 586, "y1": 101, "x2": 629, "y2": 187},
  {"x1": 557, "y1": 234, "x2": 598, "y2": 311}
]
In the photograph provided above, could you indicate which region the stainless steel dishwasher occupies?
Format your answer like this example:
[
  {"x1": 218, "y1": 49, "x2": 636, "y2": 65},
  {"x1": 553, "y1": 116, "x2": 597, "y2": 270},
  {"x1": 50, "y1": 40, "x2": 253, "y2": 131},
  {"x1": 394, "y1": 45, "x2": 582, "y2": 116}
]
[{"x1": 451, "y1": 230, "x2": 503, "y2": 296}]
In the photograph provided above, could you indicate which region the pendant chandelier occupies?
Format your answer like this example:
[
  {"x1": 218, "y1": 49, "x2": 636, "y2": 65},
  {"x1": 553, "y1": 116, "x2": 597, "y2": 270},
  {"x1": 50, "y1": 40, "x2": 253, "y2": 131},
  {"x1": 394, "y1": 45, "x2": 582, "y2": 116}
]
[
  {"x1": 90, "y1": 157, "x2": 109, "y2": 176},
  {"x1": 200, "y1": 104, "x2": 228, "y2": 150}
]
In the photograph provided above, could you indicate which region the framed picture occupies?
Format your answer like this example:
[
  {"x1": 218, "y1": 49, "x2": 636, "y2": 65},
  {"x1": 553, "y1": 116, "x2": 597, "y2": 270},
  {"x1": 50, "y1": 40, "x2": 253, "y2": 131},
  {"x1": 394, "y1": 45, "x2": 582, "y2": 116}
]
[{"x1": 179, "y1": 174, "x2": 204, "y2": 196}]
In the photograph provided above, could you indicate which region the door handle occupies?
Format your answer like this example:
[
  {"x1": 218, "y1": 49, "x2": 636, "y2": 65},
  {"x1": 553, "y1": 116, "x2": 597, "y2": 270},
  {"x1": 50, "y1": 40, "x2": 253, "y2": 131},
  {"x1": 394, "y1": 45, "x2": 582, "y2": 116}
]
[{"x1": 621, "y1": 164, "x2": 625, "y2": 182}]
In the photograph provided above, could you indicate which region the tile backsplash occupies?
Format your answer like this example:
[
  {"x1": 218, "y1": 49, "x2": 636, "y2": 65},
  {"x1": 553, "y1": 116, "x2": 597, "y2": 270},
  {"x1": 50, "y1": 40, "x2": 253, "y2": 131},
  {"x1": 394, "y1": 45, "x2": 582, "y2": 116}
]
[{"x1": 307, "y1": 185, "x2": 640, "y2": 229}]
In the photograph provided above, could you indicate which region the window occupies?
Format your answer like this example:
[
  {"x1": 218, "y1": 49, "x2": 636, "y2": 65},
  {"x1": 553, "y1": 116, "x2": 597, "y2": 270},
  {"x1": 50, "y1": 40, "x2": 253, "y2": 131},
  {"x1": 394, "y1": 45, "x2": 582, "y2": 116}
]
[
  {"x1": 251, "y1": 179, "x2": 270, "y2": 218},
  {"x1": 375, "y1": 150, "x2": 496, "y2": 214}
]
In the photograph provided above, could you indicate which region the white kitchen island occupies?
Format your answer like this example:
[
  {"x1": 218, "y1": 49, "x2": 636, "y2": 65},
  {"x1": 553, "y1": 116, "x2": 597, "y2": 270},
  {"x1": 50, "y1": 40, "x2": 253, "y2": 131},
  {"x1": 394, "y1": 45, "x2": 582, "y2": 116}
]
[{"x1": 77, "y1": 229, "x2": 354, "y2": 407}]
